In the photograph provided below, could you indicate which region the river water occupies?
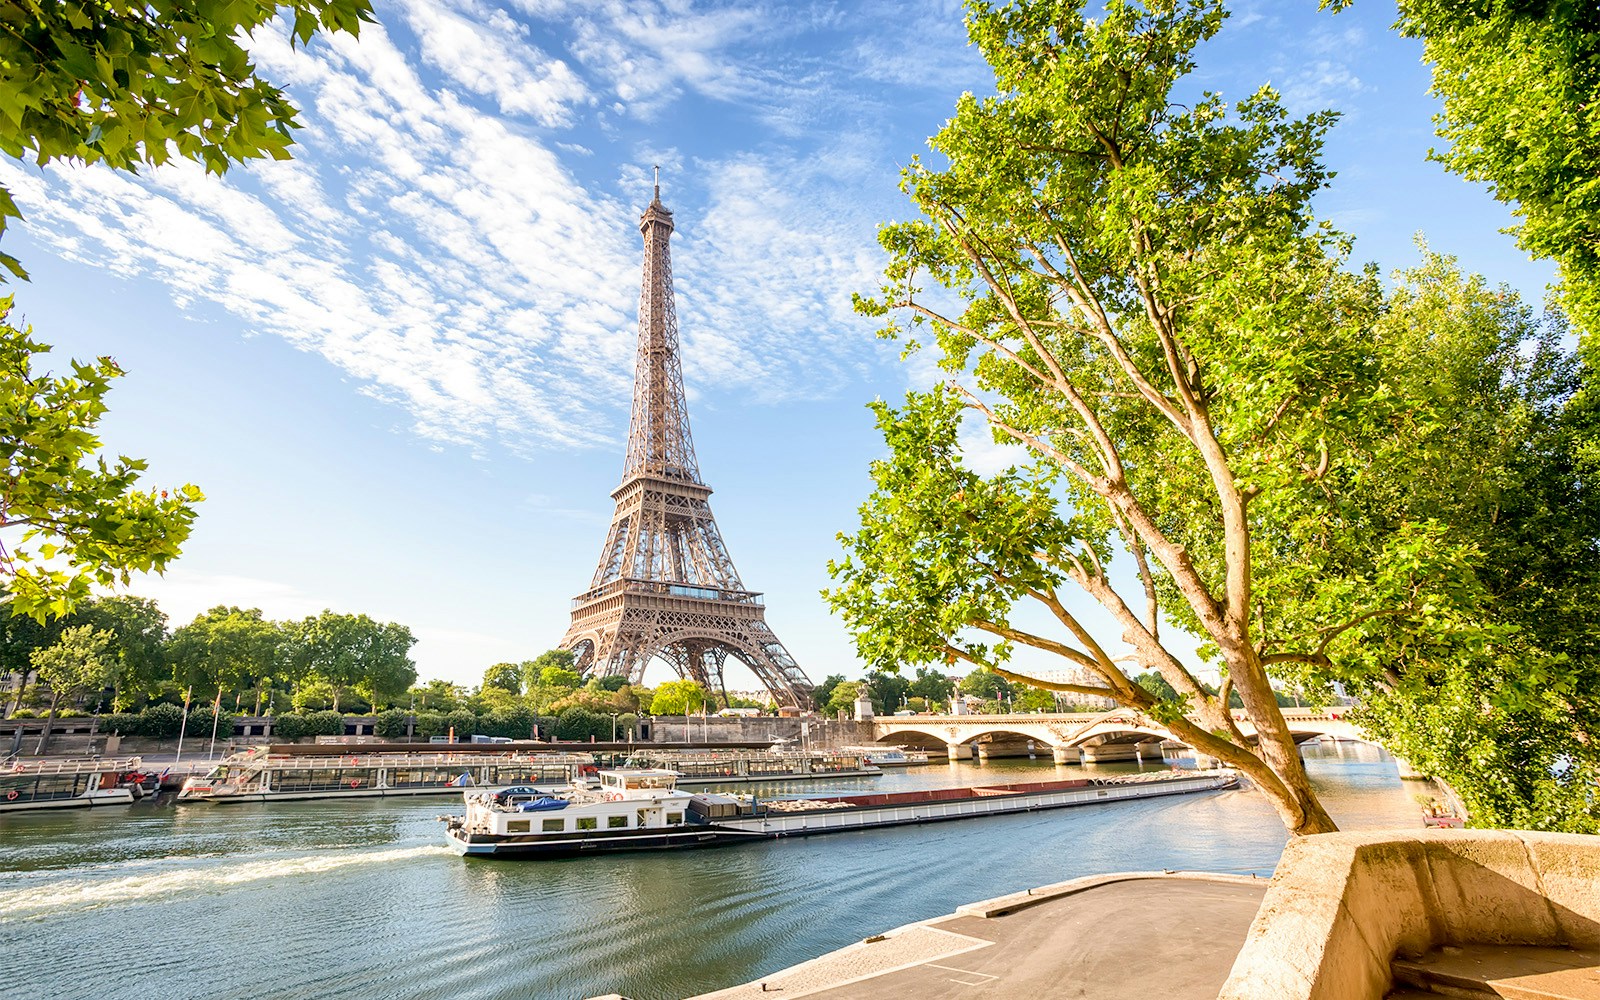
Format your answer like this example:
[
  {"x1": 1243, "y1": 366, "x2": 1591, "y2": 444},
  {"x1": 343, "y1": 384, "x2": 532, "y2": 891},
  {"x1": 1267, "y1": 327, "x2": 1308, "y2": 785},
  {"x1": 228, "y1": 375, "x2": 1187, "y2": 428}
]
[{"x1": 0, "y1": 743, "x2": 1417, "y2": 1000}]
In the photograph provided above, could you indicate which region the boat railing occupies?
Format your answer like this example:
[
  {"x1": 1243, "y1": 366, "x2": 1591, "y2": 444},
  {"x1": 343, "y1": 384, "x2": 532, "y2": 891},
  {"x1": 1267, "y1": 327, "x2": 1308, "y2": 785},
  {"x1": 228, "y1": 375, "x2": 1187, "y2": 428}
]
[{"x1": 4, "y1": 756, "x2": 144, "y2": 777}]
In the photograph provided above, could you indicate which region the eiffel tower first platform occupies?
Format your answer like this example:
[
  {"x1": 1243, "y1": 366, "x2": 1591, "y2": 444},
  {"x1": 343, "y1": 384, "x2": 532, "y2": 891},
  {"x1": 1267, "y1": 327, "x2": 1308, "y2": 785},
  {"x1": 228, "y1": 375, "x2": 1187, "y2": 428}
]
[{"x1": 558, "y1": 179, "x2": 814, "y2": 709}]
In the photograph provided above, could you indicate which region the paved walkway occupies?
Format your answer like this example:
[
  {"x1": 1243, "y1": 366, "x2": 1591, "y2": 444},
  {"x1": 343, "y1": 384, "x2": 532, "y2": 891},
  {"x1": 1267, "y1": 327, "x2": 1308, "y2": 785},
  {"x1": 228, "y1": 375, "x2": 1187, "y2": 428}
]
[{"x1": 689, "y1": 872, "x2": 1268, "y2": 1000}]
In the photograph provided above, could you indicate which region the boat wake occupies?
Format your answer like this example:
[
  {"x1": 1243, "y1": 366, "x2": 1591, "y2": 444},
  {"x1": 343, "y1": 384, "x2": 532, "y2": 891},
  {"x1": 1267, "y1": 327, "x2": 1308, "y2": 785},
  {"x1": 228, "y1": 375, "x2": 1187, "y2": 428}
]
[{"x1": 0, "y1": 844, "x2": 452, "y2": 921}]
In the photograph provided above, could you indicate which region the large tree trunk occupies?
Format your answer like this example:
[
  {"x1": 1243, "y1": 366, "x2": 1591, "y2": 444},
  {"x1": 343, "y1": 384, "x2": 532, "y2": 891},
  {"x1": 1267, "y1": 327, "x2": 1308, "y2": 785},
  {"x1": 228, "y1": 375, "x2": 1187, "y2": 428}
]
[
  {"x1": 9, "y1": 670, "x2": 32, "y2": 717},
  {"x1": 33, "y1": 693, "x2": 61, "y2": 755}
]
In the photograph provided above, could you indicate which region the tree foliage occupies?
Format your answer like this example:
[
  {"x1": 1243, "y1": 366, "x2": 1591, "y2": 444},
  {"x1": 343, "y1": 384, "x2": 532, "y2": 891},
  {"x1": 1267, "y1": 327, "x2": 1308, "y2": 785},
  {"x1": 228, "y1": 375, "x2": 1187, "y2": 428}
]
[
  {"x1": 648, "y1": 678, "x2": 706, "y2": 716},
  {"x1": 481, "y1": 661, "x2": 522, "y2": 695},
  {"x1": 1318, "y1": 255, "x2": 1600, "y2": 832},
  {"x1": 1386, "y1": 0, "x2": 1600, "y2": 341},
  {"x1": 29, "y1": 621, "x2": 113, "y2": 749},
  {"x1": 0, "y1": 305, "x2": 203, "y2": 620},
  {"x1": 290, "y1": 610, "x2": 415, "y2": 712},
  {"x1": 825, "y1": 0, "x2": 1475, "y2": 835},
  {"x1": 0, "y1": 0, "x2": 374, "y2": 279}
]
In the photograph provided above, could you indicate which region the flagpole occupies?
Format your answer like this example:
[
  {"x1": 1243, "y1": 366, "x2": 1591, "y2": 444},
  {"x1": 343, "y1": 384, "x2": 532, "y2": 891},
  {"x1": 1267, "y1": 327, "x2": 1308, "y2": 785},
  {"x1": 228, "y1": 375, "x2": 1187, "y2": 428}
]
[
  {"x1": 175, "y1": 685, "x2": 193, "y2": 762},
  {"x1": 206, "y1": 686, "x2": 224, "y2": 760}
]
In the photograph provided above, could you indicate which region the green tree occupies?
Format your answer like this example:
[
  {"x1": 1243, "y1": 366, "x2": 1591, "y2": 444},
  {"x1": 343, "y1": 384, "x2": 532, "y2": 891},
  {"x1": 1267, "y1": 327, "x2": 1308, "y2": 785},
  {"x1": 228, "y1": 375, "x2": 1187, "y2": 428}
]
[
  {"x1": 1014, "y1": 686, "x2": 1057, "y2": 712},
  {"x1": 823, "y1": 680, "x2": 863, "y2": 717},
  {"x1": 290, "y1": 610, "x2": 415, "y2": 712},
  {"x1": 0, "y1": 306, "x2": 203, "y2": 620},
  {"x1": 825, "y1": 0, "x2": 1477, "y2": 836},
  {"x1": 648, "y1": 678, "x2": 707, "y2": 716},
  {"x1": 908, "y1": 667, "x2": 955, "y2": 707},
  {"x1": 1303, "y1": 255, "x2": 1600, "y2": 831},
  {"x1": 0, "y1": 0, "x2": 375, "y2": 279},
  {"x1": 408, "y1": 679, "x2": 463, "y2": 713},
  {"x1": 865, "y1": 669, "x2": 911, "y2": 715},
  {"x1": 958, "y1": 669, "x2": 1013, "y2": 703},
  {"x1": 481, "y1": 662, "x2": 522, "y2": 695},
  {"x1": 810, "y1": 673, "x2": 845, "y2": 711},
  {"x1": 521, "y1": 649, "x2": 575, "y2": 691},
  {"x1": 70, "y1": 595, "x2": 167, "y2": 708},
  {"x1": 0, "y1": 593, "x2": 63, "y2": 714},
  {"x1": 1380, "y1": 0, "x2": 1600, "y2": 341},
  {"x1": 0, "y1": 3, "x2": 373, "y2": 617},
  {"x1": 168, "y1": 606, "x2": 281, "y2": 712},
  {"x1": 29, "y1": 623, "x2": 114, "y2": 751}
]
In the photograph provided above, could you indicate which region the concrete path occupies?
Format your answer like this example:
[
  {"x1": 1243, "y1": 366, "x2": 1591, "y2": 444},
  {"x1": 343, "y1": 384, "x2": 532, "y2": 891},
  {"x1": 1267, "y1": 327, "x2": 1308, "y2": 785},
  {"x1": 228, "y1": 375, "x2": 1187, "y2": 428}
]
[{"x1": 690, "y1": 872, "x2": 1268, "y2": 1000}]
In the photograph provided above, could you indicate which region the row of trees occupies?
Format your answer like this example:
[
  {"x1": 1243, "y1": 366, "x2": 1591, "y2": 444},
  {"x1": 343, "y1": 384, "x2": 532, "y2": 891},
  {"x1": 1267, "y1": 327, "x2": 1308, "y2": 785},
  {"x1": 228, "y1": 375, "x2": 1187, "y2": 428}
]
[
  {"x1": 2, "y1": 598, "x2": 418, "y2": 739},
  {"x1": 827, "y1": 0, "x2": 1600, "y2": 835}
]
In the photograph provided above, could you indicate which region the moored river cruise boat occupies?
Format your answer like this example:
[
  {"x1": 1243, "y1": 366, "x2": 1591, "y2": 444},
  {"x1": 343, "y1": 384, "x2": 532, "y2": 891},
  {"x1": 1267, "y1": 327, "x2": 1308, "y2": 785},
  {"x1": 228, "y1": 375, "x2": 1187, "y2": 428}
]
[
  {"x1": 178, "y1": 746, "x2": 597, "y2": 803},
  {"x1": 837, "y1": 745, "x2": 930, "y2": 767},
  {"x1": 0, "y1": 757, "x2": 151, "y2": 811},
  {"x1": 443, "y1": 766, "x2": 1239, "y2": 858}
]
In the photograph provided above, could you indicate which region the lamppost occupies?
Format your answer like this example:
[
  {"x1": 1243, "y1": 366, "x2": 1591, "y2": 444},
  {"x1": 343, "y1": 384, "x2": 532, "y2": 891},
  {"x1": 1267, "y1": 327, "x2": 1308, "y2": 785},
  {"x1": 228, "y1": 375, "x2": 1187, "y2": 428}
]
[{"x1": 609, "y1": 712, "x2": 618, "y2": 742}]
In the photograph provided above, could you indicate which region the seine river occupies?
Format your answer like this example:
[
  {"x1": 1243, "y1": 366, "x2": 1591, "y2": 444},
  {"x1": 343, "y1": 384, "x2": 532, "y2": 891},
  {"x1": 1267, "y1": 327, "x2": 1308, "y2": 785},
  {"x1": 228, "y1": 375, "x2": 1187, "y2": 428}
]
[{"x1": 0, "y1": 743, "x2": 1417, "y2": 1000}]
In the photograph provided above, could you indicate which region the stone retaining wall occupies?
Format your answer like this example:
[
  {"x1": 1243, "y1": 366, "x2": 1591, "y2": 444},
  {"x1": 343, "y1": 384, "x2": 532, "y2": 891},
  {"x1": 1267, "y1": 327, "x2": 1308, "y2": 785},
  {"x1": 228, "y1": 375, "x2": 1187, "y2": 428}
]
[{"x1": 1217, "y1": 829, "x2": 1600, "y2": 1000}]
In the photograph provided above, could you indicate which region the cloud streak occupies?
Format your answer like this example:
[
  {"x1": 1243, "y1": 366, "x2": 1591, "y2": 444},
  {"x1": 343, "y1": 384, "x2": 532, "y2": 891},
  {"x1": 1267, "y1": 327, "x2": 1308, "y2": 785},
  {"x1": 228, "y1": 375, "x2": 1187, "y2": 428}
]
[{"x1": 3, "y1": 2, "x2": 902, "y2": 460}]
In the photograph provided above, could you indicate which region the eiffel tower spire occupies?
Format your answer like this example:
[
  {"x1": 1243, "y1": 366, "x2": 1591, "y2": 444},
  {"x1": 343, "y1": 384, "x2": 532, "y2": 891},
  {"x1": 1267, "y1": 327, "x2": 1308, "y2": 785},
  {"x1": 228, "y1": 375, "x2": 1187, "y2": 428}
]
[{"x1": 559, "y1": 177, "x2": 813, "y2": 709}]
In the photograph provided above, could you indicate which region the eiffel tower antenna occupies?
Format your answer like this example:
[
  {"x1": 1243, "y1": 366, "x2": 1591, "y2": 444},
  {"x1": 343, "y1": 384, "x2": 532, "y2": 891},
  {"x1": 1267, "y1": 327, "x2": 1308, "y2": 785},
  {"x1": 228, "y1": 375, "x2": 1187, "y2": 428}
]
[{"x1": 559, "y1": 177, "x2": 814, "y2": 709}]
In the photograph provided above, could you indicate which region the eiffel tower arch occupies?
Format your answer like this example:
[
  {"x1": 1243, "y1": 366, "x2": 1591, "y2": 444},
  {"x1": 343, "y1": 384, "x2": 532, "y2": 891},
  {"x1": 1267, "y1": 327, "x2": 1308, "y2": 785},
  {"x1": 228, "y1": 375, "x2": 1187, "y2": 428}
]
[{"x1": 559, "y1": 177, "x2": 814, "y2": 710}]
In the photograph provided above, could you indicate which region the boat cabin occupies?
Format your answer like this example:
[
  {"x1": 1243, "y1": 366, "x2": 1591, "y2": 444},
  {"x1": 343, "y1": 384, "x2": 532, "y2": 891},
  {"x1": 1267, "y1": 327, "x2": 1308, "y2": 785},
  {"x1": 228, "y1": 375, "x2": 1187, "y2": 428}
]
[
  {"x1": 456, "y1": 768, "x2": 696, "y2": 840},
  {"x1": 597, "y1": 768, "x2": 680, "y2": 797}
]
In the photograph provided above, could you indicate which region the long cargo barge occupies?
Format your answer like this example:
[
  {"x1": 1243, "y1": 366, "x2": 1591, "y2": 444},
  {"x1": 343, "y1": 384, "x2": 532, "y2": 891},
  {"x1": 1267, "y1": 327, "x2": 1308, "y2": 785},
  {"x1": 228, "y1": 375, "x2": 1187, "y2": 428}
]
[
  {"x1": 179, "y1": 747, "x2": 596, "y2": 803},
  {"x1": 443, "y1": 767, "x2": 1238, "y2": 858}
]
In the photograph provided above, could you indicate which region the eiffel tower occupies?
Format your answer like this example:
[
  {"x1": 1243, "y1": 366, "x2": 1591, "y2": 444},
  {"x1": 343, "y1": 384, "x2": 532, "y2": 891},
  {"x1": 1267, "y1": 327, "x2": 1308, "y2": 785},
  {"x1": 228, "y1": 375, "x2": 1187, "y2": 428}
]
[{"x1": 559, "y1": 176, "x2": 814, "y2": 710}]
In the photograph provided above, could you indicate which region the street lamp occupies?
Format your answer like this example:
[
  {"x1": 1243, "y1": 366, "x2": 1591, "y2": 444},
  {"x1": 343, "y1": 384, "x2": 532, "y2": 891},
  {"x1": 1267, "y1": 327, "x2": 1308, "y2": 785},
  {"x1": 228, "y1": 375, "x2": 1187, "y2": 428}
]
[{"x1": 610, "y1": 712, "x2": 618, "y2": 742}]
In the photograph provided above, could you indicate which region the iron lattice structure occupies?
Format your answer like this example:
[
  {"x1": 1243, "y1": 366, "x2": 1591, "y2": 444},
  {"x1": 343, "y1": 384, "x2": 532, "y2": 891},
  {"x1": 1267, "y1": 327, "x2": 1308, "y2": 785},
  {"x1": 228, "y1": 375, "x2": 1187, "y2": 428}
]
[{"x1": 559, "y1": 183, "x2": 814, "y2": 709}]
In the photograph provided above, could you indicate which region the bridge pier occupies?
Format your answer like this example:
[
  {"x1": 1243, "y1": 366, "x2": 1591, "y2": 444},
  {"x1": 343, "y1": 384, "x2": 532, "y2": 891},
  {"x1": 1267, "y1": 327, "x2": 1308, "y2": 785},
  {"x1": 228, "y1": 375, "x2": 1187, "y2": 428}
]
[
  {"x1": 1080, "y1": 744, "x2": 1140, "y2": 763},
  {"x1": 945, "y1": 743, "x2": 973, "y2": 760},
  {"x1": 1135, "y1": 740, "x2": 1166, "y2": 761},
  {"x1": 1052, "y1": 746, "x2": 1080, "y2": 765}
]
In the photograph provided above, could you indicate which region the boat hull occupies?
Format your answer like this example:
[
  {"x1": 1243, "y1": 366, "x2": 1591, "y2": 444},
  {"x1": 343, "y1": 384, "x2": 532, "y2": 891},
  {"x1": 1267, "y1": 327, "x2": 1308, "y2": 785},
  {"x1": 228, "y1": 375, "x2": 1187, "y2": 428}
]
[{"x1": 446, "y1": 824, "x2": 766, "y2": 857}]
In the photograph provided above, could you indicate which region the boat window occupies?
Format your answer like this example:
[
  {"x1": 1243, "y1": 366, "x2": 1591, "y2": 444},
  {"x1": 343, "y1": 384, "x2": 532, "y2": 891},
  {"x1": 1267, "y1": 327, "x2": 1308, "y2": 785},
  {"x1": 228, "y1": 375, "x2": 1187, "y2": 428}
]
[
  {"x1": 506, "y1": 820, "x2": 530, "y2": 833},
  {"x1": 576, "y1": 817, "x2": 598, "y2": 831},
  {"x1": 542, "y1": 818, "x2": 564, "y2": 832},
  {"x1": 608, "y1": 815, "x2": 628, "y2": 828},
  {"x1": 666, "y1": 812, "x2": 684, "y2": 824}
]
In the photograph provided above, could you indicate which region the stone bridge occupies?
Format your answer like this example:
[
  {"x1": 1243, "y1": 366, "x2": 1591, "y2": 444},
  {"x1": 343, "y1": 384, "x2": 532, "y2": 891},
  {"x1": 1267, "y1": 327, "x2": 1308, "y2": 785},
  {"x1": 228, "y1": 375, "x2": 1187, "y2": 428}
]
[{"x1": 868, "y1": 708, "x2": 1370, "y2": 764}]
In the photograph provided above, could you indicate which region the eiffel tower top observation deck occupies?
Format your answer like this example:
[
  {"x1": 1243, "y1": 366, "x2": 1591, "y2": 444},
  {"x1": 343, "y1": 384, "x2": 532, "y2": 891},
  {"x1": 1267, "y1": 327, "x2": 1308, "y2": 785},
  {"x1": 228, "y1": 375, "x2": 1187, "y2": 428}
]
[{"x1": 558, "y1": 174, "x2": 814, "y2": 709}]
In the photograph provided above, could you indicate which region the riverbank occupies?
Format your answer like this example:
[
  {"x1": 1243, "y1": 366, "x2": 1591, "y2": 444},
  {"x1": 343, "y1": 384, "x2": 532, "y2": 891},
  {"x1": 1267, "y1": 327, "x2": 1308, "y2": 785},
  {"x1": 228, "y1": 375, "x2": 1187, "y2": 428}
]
[{"x1": 686, "y1": 871, "x2": 1268, "y2": 1000}]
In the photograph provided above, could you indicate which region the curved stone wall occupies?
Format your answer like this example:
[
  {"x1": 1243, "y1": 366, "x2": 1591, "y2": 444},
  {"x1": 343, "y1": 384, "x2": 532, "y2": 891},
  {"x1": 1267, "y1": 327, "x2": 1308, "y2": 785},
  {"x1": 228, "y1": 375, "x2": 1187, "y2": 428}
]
[{"x1": 1217, "y1": 829, "x2": 1600, "y2": 1000}]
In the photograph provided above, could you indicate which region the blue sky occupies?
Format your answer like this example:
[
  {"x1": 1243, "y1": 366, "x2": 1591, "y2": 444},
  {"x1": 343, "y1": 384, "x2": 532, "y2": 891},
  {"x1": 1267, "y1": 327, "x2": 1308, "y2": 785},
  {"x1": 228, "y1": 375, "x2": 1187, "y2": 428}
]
[{"x1": 0, "y1": 0, "x2": 1556, "y2": 691}]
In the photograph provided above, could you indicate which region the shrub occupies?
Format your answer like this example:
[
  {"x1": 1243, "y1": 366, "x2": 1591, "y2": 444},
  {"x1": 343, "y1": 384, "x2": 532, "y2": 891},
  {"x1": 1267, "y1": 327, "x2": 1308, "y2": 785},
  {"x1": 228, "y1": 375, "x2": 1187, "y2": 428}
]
[
  {"x1": 307, "y1": 710, "x2": 345, "y2": 737},
  {"x1": 412, "y1": 711, "x2": 445, "y2": 739},
  {"x1": 100, "y1": 712, "x2": 139, "y2": 735},
  {"x1": 374, "y1": 709, "x2": 410, "y2": 739},
  {"x1": 444, "y1": 709, "x2": 477, "y2": 739},
  {"x1": 9, "y1": 709, "x2": 35, "y2": 719},
  {"x1": 270, "y1": 714, "x2": 310, "y2": 741},
  {"x1": 554, "y1": 706, "x2": 606, "y2": 741},
  {"x1": 188, "y1": 707, "x2": 237, "y2": 740},
  {"x1": 141, "y1": 703, "x2": 185, "y2": 739}
]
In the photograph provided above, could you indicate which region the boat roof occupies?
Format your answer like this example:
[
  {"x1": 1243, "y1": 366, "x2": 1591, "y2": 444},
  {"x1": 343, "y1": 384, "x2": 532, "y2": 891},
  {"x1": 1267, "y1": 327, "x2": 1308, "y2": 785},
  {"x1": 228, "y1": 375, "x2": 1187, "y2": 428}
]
[{"x1": 596, "y1": 768, "x2": 681, "y2": 778}]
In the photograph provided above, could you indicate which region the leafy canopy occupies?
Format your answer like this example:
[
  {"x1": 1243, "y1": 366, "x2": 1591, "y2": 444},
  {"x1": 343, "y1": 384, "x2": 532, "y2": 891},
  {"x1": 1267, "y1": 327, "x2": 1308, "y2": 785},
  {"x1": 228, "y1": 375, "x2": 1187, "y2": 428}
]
[
  {"x1": 0, "y1": 302, "x2": 203, "y2": 620},
  {"x1": 0, "y1": 0, "x2": 374, "y2": 279},
  {"x1": 1385, "y1": 0, "x2": 1600, "y2": 341}
]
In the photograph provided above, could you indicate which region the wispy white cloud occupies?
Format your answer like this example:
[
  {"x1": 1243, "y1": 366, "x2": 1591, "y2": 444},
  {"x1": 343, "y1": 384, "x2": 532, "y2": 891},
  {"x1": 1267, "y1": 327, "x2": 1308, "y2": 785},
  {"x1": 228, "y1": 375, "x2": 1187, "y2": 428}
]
[{"x1": 3, "y1": 2, "x2": 912, "y2": 461}]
